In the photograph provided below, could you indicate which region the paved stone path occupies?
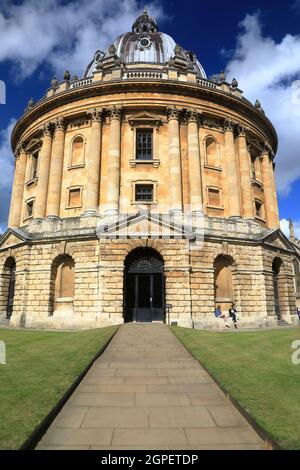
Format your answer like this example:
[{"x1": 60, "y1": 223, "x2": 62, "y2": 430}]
[{"x1": 37, "y1": 324, "x2": 266, "y2": 450}]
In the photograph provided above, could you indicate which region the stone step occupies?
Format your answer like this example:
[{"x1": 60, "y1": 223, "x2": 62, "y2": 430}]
[{"x1": 277, "y1": 319, "x2": 290, "y2": 327}]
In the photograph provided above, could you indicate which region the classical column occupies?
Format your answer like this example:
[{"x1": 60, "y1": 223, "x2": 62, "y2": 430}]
[
  {"x1": 236, "y1": 125, "x2": 254, "y2": 219},
  {"x1": 224, "y1": 120, "x2": 241, "y2": 217},
  {"x1": 271, "y1": 159, "x2": 280, "y2": 227},
  {"x1": 106, "y1": 106, "x2": 122, "y2": 216},
  {"x1": 34, "y1": 122, "x2": 53, "y2": 219},
  {"x1": 261, "y1": 143, "x2": 280, "y2": 228},
  {"x1": 167, "y1": 107, "x2": 183, "y2": 214},
  {"x1": 186, "y1": 109, "x2": 203, "y2": 212},
  {"x1": 46, "y1": 117, "x2": 66, "y2": 218},
  {"x1": 84, "y1": 108, "x2": 103, "y2": 216},
  {"x1": 8, "y1": 142, "x2": 27, "y2": 227}
]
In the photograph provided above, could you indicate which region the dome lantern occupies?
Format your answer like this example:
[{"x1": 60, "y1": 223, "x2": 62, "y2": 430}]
[{"x1": 132, "y1": 8, "x2": 158, "y2": 33}]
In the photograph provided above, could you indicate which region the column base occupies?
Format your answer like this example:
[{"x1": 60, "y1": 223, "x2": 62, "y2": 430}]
[{"x1": 82, "y1": 210, "x2": 98, "y2": 217}]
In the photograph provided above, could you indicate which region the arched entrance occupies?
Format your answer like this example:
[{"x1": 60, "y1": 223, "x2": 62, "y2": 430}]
[
  {"x1": 272, "y1": 257, "x2": 284, "y2": 319},
  {"x1": 5, "y1": 258, "x2": 16, "y2": 319},
  {"x1": 124, "y1": 248, "x2": 165, "y2": 323}
]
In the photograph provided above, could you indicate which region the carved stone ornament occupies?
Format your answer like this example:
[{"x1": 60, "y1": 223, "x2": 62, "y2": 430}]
[
  {"x1": 166, "y1": 106, "x2": 180, "y2": 121},
  {"x1": 223, "y1": 119, "x2": 235, "y2": 132},
  {"x1": 87, "y1": 108, "x2": 104, "y2": 123},
  {"x1": 109, "y1": 105, "x2": 123, "y2": 121},
  {"x1": 15, "y1": 140, "x2": 27, "y2": 157},
  {"x1": 42, "y1": 122, "x2": 53, "y2": 137},
  {"x1": 54, "y1": 116, "x2": 66, "y2": 131},
  {"x1": 263, "y1": 142, "x2": 274, "y2": 157},
  {"x1": 186, "y1": 109, "x2": 201, "y2": 124},
  {"x1": 237, "y1": 124, "x2": 247, "y2": 136}
]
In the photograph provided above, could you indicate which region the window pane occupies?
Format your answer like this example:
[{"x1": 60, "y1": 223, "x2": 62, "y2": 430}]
[
  {"x1": 136, "y1": 129, "x2": 153, "y2": 160},
  {"x1": 135, "y1": 184, "x2": 153, "y2": 202},
  {"x1": 208, "y1": 188, "x2": 220, "y2": 206},
  {"x1": 69, "y1": 189, "x2": 81, "y2": 207}
]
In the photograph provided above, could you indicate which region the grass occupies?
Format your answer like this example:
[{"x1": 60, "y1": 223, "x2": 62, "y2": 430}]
[
  {"x1": 171, "y1": 326, "x2": 300, "y2": 450},
  {"x1": 0, "y1": 325, "x2": 118, "y2": 450}
]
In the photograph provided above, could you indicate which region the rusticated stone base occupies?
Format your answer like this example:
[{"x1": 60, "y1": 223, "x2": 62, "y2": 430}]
[{"x1": 0, "y1": 216, "x2": 297, "y2": 330}]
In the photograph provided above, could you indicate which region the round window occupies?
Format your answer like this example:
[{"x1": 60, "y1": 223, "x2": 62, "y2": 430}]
[{"x1": 139, "y1": 37, "x2": 151, "y2": 48}]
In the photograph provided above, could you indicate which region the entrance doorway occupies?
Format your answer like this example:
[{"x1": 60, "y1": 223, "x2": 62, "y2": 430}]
[{"x1": 124, "y1": 248, "x2": 165, "y2": 323}]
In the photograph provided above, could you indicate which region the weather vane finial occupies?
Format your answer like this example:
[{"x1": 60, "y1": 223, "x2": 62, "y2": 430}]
[{"x1": 143, "y1": 6, "x2": 148, "y2": 15}]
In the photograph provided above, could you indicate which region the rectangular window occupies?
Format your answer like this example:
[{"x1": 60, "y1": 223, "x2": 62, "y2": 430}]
[
  {"x1": 68, "y1": 188, "x2": 81, "y2": 207},
  {"x1": 255, "y1": 200, "x2": 263, "y2": 218},
  {"x1": 208, "y1": 188, "x2": 221, "y2": 207},
  {"x1": 135, "y1": 184, "x2": 153, "y2": 202},
  {"x1": 26, "y1": 200, "x2": 34, "y2": 218},
  {"x1": 136, "y1": 129, "x2": 153, "y2": 160},
  {"x1": 31, "y1": 151, "x2": 39, "y2": 180}
]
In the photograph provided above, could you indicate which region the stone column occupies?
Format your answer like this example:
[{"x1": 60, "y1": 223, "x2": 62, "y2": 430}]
[
  {"x1": 46, "y1": 117, "x2": 66, "y2": 218},
  {"x1": 106, "y1": 106, "x2": 122, "y2": 216},
  {"x1": 271, "y1": 159, "x2": 280, "y2": 228},
  {"x1": 224, "y1": 120, "x2": 241, "y2": 218},
  {"x1": 261, "y1": 143, "x2": 280, "y2": 228},
  {"x1": 236, "y1": 125, "x2": 254, "y2": 219},
  {"x1": 167, "y1": 107, "x2": 183, "y2": 214},
  {"x1": 84, "y1": 108, "x2": 103, "y2": 216},
  {"x1": 8, "y1": 142, "x2": 27, "y2": 227},
  {"x1": 34, "y1": 122, "x2": 53, "y2": 220},
  {"x1": 187, "y1": 109, "x2": 203, "y2": 212}
]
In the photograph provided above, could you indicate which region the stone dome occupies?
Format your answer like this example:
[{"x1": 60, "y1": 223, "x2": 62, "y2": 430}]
[{"x1": 84, "y1": 9, "x2": 206, "y2": 79}]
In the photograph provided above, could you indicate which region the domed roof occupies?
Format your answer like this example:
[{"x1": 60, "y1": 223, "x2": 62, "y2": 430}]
[{"x1": 84, "y1": 9, "x2": 206, "y2": 79}]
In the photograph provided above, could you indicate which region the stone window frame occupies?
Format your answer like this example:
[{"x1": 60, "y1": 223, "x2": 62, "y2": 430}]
[
  {"x1": 23, "y1": 197, "x2": 35, "y2": 221},
  {"x1": 203, "y1": 135, "x2": 222, "y2": 171},
  {"x1": 128, "y1": 113, "x2": 161, "y2": 168},
  {"x1": 68, "y1": 134, "x2": 86, "y2": 170},
  {"x1": 254, "y1": 197, "x2": 265, "y2": 222},
  {"x1": 131, "y1": 180, "x2": 158, "y2": 205},
  {"x1": 205, "y1": 185, "x2": 224, "y2": 210},
  {"x1": 25, "y1": 139, "x2": 42, "y2": 186},
  {"x1": 66, "y1": 185, "x2": 83, "y2": 210}
]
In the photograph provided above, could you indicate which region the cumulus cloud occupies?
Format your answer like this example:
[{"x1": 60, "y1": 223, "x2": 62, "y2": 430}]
[
  {"x1": 0, "y1": 0, "x2": 165, "y2": 79},
  {"x1": 225, "y1": 13, "x2": 300, "y2": 195},
  {"x1": 0, "y1": 119, "x2": 16, "y2": 231},
  {"x1": 280, "y1": 218, "x2": 300, "y2": 239}
]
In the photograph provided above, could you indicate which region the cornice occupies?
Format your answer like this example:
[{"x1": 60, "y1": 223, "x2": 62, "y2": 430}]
[{"x1": 11, "y1": 79, "x2": 278, "y2": 154}]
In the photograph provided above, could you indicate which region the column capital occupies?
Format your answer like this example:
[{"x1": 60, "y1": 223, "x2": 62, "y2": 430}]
[
  {"x1": 15, "y1": 140, "x2": 27, "y2": 157},
  {"x1": 41, "y1": 121, "x2": 53, "y2": 137},
  {"x1": 262, "y1": 141, "x2": 274, "y2": 158},
  {"x1": 186, "y1": 108, "x2": 202, "y2": 125},
  {"x1": 87, "y1": 107, "x2": 104, "y2": 123},
  {"x1": 109, "y1": 105, "x2": 123, "y2": 121},
  {"x1": 54, "y1": 116, "x2": 66, "y2": 132},
  {"x1": 223, "y1": 119, "x2": 236, "y2": 132},
  {"x1": 166, "y1": 106, "x2": 180, "y2": 121},
  {"x1": 236, "y1": 123, "x2": 248, "y2": 137}
]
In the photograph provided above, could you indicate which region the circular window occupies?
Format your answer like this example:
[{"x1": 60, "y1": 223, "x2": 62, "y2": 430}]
[{"x1": 139, "y1": 37, "x2": 151, "y2": 48}]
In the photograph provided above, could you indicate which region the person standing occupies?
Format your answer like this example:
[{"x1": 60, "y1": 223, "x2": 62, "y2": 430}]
[{"x1": 229, "y1": 303, "x2": 238, "y2": 329}]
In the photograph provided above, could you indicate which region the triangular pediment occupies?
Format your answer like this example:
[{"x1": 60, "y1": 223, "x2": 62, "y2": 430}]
[
  {"x1": 261, "y1": 229, "x2": 295, "y2": 252},
  {"x1": 128, "y1": 112, "x2": 162, "y2": 127},
  {"x1": 0, "y1": 228, "x2": 29, "y2": 250}
]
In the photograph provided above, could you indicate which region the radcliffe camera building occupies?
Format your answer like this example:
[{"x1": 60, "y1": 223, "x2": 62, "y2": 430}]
[{"x1": 0, "y1": 10, "x2": 298, "y2": 329}]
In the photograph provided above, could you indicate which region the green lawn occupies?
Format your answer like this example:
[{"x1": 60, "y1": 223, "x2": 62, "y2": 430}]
[
  {"x1": 0, "y1": 326, "x2": 118, "y2": 450},
  {"x1": 171, "y1": 327, "x2": 300, "y2": 450}
]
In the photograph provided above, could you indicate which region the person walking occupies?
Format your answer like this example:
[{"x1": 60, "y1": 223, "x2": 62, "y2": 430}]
[
  {"x1": 214, "y1": 305, "x2": 230, "y2": 328},
  {"x1": 229, "y1": 302, "x2": 238, "y2": 329}
]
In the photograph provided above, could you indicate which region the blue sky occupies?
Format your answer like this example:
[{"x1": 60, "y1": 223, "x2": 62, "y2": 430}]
[{"x1": 0, "y1": 0, "x2": 300, "y2": 235}]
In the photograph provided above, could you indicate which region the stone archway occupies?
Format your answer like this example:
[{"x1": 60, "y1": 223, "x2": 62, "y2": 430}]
[
  {"x1": 272, "y1": 257, "x2": 284, "y2": 320},
  {"x1": 124, "y1": 247, "x2": 165, "y2": 323},
  {"x1": 50, "y1": 255, "x2": 75, "y2": 316}
]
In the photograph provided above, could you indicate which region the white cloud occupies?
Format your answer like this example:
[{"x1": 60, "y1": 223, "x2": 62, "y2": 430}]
[
  {"x1": 0, "y1": 0, "x2": 165, "y2": 79},
  {"x1": 0, "y1": 119, "x2": 16, "y2": 230},
  {"x1": 225, "y1": 13, "x2": 300, "y2": 195},
  {"x1": 280, "y1": 218, "x2": 300, "y2": 239}
]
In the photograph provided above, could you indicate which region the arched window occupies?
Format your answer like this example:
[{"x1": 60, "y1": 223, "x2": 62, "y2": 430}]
[
  {"x1": 71, "y1": 136, "x2": 84, "y2": 166},
  {"x1": 205, "y1": 137, "x2": 218, "y2": 167},
  {"x1": 3, "y1": 257, "x2": 16, "y2": 319},
  {"x1": 55, "y1": 257, "x2": 75, "y2": 299},
  {"x1": 50, "y1": 255, "x2": 75, "y2": 316},
  {"x1": 214, "y1": 255, "x2": 235, "y2": 305}
]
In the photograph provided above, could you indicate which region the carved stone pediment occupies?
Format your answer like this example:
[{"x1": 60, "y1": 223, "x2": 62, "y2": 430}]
[
  {"x1": 0, "y1": 228, "x2": 29, "y2": 250},
  {"x1": 128, "y1": 112, "x2": 162, "y2": 129}
]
